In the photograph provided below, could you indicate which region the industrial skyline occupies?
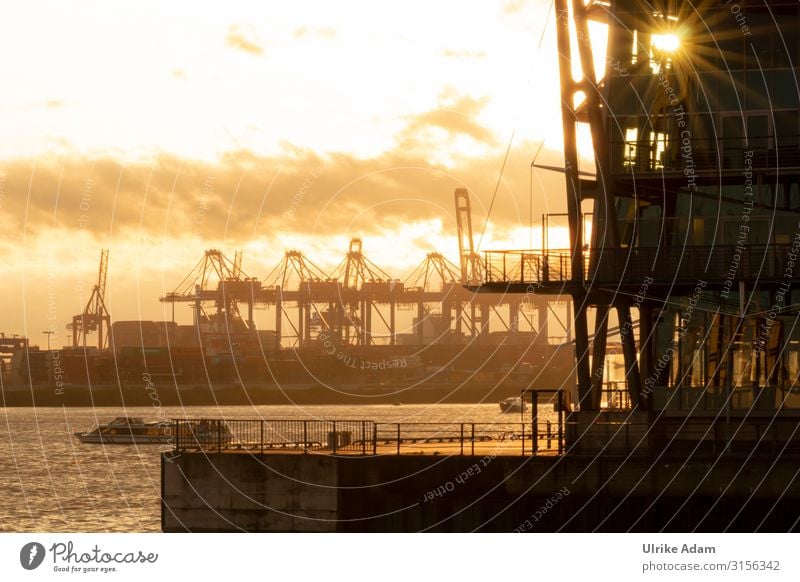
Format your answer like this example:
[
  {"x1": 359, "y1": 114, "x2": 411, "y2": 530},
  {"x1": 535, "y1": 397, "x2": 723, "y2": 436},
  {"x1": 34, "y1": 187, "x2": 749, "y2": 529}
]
[{"x1": 0, "y1": 0, "x2": 592, "y2": 341}]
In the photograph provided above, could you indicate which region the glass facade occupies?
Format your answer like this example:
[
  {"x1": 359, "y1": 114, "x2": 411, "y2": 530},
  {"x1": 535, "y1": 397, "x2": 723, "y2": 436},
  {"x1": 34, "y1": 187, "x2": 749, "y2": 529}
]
[{"x1": 602, "y1": 1, "x2": 800, "y2": 408}]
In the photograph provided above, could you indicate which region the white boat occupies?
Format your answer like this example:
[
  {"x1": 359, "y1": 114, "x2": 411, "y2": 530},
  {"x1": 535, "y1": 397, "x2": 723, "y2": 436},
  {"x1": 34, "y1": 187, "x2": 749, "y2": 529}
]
[
  {"x1": 499, "y1": 397, "x2": 527, "y2": 414},
  {"x1": 74, "y1": 416, "x2": 174, "y2": 444}
]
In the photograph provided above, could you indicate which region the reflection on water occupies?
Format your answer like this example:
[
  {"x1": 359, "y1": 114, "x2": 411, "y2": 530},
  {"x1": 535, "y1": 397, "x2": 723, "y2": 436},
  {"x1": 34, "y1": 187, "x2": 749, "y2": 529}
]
[{"x1": 0, "y1": 403, "x2": 553, "y2": 532}]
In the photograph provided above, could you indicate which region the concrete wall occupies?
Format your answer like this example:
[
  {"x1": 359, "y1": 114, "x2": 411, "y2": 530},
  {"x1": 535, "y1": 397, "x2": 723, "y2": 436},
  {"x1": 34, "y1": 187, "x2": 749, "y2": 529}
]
[
  {"x1": 162, "y1": 454, "x2": 338, "y2": 532},
  {"x1": 162, "y1": 452, "x2": 800, "y2": 532}
]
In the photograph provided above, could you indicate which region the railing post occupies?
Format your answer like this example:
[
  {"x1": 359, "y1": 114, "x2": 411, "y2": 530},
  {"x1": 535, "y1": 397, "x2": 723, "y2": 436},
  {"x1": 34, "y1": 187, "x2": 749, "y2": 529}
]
[
  {"x1": 460, "y1": 424, "x2": 464, "y2": 455},
  {"x1": 373, "y1": 423, "x2": 377, "y2": 455},
  {"x1": 558, "y1": 391, "x2": 564, "y2": 455},
  {"x1": 303, "y1": 420, "x2": 308, "y2": 453},
  {"x1": 362, "y1": 420, "x2": 366, "y2": 455},
  {"x1": 217, "y1": 419, "x2": 222, "y2": 453},
  {"x1": 521, "y1": 422, "x2": 525, "y2": 455},
  {"x1": 471, "y1": 423, "x2": 475, "y2": 456},
  {"x1": 397, "y1": 423, "x2": 401, "y2": 455},
  {"x1": 547, "y1": 420, "x2": 552, "y2": 450},
  {"x1": 260, "y1": 420, "x2": 264, "y2": 455},
  {"x1": 531, "y1": 391, "x2": 539, "y2": 456},
  {"x1": 332, "y1": 421, "x2": 337, "y2": 454}
]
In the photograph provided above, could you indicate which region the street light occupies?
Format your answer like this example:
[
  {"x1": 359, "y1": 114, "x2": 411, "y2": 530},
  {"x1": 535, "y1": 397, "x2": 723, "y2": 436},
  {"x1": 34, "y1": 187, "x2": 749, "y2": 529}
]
[{"x1": 41, "y1": 330, "x2": 54, "y2": 351}]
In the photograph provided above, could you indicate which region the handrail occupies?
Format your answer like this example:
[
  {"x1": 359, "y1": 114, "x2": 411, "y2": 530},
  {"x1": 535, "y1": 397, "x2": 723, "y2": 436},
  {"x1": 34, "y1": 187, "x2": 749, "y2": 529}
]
[
  {"x1": 483, "y1": 243, "x2": 800, "y2": 286},
  {"x1": 170, "y1": 419, "x2": 565, "y2": 457}
]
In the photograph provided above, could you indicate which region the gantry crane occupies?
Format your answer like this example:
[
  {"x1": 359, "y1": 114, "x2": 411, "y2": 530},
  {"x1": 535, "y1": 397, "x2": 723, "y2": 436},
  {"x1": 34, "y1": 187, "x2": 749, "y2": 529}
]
[
  {"x1": 68, "y1": 249, "x2": 111, "y2": 349},
  {"x1": 331, "y1": 238, "x2": 400, "y2": 345},
  {"x1": 160, "y1": 249, "x2": 259, "y2": 333}
]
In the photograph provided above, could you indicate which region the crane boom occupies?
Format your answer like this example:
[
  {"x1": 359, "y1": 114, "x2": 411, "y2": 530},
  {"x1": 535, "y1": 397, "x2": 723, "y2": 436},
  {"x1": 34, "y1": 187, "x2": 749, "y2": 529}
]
[{"x1": 454, "y1": 188, "x2": 482, "y2": 286}]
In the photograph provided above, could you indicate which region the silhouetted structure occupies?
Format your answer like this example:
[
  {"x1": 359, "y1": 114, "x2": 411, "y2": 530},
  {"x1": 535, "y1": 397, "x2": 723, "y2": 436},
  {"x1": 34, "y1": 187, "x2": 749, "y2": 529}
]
[{"x1": 482, "y1": 0, "x2": 800, "y2": 448}]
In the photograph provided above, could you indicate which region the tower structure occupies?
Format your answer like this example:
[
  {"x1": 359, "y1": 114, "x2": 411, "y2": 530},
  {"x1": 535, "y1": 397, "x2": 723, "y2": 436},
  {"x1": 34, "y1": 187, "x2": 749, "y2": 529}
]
[{"x1": 483, "y1": 0, "x2": 800, "y2": 416}]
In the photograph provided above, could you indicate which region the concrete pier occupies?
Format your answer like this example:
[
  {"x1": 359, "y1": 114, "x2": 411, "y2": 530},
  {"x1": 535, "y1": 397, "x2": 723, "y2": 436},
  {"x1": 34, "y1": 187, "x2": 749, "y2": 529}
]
[{"x1": 162, "y1": 452, "x2": 800, "y2": 532}]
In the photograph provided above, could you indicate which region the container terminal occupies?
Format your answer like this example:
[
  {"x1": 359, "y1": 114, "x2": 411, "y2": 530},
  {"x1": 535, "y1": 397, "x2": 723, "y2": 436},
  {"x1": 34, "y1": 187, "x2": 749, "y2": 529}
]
[{"x1": 1, "y1": 236, "x2": 577, "y2": 406}]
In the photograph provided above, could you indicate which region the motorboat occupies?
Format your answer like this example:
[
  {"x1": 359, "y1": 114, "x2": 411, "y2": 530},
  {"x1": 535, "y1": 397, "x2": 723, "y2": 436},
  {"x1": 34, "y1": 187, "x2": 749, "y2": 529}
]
[
  {"x1": 499, "y1": 396, "x2": 527, "y2": 414},
  {"x1": 74, "y1": 416, "x2": 174, "y2": 444}
]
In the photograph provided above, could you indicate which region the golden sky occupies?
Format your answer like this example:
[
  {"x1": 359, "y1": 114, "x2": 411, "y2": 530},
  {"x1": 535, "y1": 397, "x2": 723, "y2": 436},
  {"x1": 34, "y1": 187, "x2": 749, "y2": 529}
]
[{"x1": 0, "y1": 0, "x2": 602, "y2": 342}]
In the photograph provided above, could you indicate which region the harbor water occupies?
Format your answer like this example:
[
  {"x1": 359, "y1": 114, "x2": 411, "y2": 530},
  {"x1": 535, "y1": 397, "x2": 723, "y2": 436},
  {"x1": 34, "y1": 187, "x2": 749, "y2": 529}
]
[{"x1": 0, "y1": 403, "x2": 555, "y2": 532}]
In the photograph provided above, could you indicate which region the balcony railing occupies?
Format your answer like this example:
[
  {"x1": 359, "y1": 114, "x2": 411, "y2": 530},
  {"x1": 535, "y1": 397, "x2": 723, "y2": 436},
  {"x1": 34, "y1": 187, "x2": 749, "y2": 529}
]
[
  {"x1": 484, "y1": 244, "x2": 800, "y2": 287},
  {"x1": 612, "y1": 136, "x2": 800, "y2": 174}
]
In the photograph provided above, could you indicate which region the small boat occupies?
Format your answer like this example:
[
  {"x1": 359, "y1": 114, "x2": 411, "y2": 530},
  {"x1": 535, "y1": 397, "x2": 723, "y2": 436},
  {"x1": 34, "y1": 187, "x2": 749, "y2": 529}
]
[
  {"x1": 499, "y1": 397, "x2": 527, "y2": 414},
  {"x1": 74, "y1": 417, "x2": 174, "y2": 444}
]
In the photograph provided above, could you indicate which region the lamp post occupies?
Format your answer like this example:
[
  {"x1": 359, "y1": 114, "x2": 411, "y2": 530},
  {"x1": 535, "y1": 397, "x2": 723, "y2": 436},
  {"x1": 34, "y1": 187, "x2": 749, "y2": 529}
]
[{"x1": 41, "y1": 330, "x2": 54, "y2": 351}]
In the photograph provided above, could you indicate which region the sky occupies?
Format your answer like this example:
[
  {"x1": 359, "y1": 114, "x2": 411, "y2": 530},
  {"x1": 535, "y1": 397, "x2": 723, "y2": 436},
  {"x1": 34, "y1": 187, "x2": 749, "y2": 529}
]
[{"x1": 0, "y1": 0, "x2": 602, "y2": 343}]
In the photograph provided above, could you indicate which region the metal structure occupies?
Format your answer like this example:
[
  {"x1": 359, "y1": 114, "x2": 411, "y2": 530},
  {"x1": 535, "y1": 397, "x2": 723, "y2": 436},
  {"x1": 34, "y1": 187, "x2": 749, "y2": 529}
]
[
  {"x1": 455, "y1": 188, "x2": 483, "y2": 286},
  {"x1": 482, "y1": 0, "x2": 800, "y2": 413},
  {"x1": 68, "y1": 249, "x2": 111, "y2": 349},
  {"x1": 261, "y1": 249, "x2": 337, "y2": 349},
  {"x1": 404, "y1": 252, "x2": 483, "y2": 344},
  {"x1": 161, "y1": 248, "x2": 259, "y2": 334},
  {"x1": 161, "y1": 241, "x2": 568, "y2": 351},
  {"x1": 171, "y1": 417, "x2": 564, "y2": 457},
  {"x1": 331, "y1": 238, "x2": 400, "y2": 345},
  {"x1": 232, "y1": 250, "x2": 243, "y2": 280}
]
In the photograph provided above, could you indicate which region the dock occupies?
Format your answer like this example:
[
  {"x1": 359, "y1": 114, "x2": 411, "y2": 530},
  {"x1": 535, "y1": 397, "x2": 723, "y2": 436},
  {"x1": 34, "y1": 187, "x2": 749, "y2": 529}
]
[{"x1": 161, "y1": 408, "x2": 800, "y2": 532}]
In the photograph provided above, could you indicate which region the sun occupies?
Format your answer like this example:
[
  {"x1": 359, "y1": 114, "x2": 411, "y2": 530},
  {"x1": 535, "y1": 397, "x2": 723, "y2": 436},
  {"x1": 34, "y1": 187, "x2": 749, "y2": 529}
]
[{"x1": 651, "y1": 32, "x2": 680, "y2": 54}]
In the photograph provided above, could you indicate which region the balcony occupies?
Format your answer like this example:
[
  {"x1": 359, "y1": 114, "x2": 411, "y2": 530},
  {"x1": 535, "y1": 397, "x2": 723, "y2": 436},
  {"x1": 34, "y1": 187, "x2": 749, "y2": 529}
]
[
  {"x1": 483, "y1": 243, "x2": 800, "y2": 290},
  {"x1": 613, "y1": 136, "x2": 800, "y2": 175}
]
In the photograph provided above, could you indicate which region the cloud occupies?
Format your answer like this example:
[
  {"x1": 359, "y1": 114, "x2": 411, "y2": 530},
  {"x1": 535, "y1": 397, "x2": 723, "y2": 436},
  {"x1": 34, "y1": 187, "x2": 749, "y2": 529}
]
[
  {"x1": 442, "y1": 49, "x2": 486, "y2": 59},
  {"x1": 0, "y1": 92, "x2": 568, "y2": 252},
  {"x1": 502, "y1": 1, "x2": 529, "y2": 14},
  {"x1": 293, "y1": 27, "x2": 336, "y2": 40},
  {"x1": 225, "y1": 26, "x2": 264, "y2": 55},
  {"x1": 403, "y1": 93, "x2": 495, "y2": 144},
  {"x1": 45, "y1": 100, "x2": 64, "y2": 109},
  {"x1": 0, "y1": 147, "x2": 567, "y2": 250}
]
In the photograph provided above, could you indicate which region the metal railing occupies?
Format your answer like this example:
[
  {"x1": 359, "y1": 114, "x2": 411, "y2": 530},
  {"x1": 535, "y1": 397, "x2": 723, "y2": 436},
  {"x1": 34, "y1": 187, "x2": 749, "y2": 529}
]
[
  {"x1": 373, "y1": 422, "x2": 563, "y2": 456},
  {"x1": 172, "y1": 419, "x2": 376, "y2": 454},
  {"x1": 481, "y1": 249, "x2": 578, "y2": 286},
  {"x1": 611, "y1": 138, "x2": 800, "y2": 173},
  {"x1": 484, "y1": 243, "x2": 800, "y2": 286},
  {"x1": 602, "y1": 386, "x2": 632, "y2": 410},
  {"x1": 171, "y1": 419, "x2": 564, "y2": 456}
]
